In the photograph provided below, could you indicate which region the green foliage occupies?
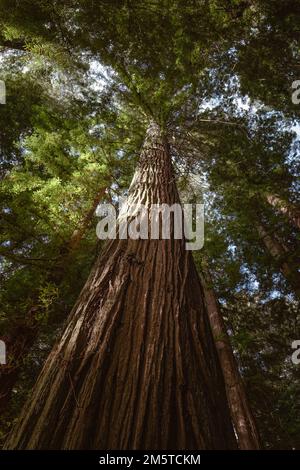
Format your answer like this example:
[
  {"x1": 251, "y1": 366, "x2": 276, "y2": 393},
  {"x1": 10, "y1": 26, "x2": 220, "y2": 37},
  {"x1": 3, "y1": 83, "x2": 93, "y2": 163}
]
[
  {"x1": 223, "y1": 295, "x2": 300, "y2": 449},
  {"x1": 1, "y1": 0, "x2": 300, "y2": 449}
]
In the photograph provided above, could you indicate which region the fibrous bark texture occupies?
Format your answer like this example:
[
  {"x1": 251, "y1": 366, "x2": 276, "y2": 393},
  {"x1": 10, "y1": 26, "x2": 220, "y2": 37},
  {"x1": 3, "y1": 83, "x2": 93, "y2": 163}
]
[{"x1": 5, "y1": 122, "x2": 237, "y2": 450}]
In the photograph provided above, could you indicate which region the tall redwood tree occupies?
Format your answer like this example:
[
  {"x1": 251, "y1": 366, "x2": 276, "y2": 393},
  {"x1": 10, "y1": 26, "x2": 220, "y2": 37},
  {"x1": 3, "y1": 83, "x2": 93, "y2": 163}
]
[{"x1": 5, "y1": 122, "x2": 237, "y2": 450}]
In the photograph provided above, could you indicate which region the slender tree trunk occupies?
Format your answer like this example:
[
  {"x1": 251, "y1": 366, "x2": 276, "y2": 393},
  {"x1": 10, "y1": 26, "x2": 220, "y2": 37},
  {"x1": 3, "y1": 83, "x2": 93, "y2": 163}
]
[
  {"x1": 68, "y1": 186, "x2": 109, "y2": 252},
  {"x1": 0, "y1": 186, "x2": 108, "y2": 414},
  {"x1": 257, "y1": 222, "x2": 300, "y2": 297},
  {"x1": 199, "y1": 259, "x2": 260, "y2": 449},
  {"x1": 5, "y1": 122, "x2": 237, "y2": 450},
  {"x1": 266, "y1": 194, "x2": 300, "y2": 230}
]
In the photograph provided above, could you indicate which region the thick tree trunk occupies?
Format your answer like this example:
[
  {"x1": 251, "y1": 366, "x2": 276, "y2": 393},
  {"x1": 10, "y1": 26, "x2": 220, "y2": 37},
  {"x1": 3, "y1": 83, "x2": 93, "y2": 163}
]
[
  {"x1": 200, "y1": 259, "x2": 260, "y2": 449},
  {"x1": 5, "y1": 122, "x2": 237, "y2": 450},
  {"x1": 257, "y1": 223, "x2": 300, "y2": 297},
  {"x1": 266, "y1": 194, "x2": 300, "y2": 230},
  {"x1": 0, "y1": 186, "x2": 108, "y2": 414}
]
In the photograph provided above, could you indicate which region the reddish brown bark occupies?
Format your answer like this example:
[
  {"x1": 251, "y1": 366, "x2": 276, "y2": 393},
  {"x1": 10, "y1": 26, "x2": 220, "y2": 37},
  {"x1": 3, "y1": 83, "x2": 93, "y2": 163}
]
[
  {"x1": 0, "y1": 186, "x2": 108, "y2": 414},
  {"x1": 5, "y1": 122, "x2": 237, "y2": 449},
  {"x1": 200, "y1": 259, "x2": 260, "y2": 449},
  {"x1": 257, "y1": 222, "x2": 300, "y2": 297},
  {"x1": 266, "y1": 194, "x2": 300, "y2": 230}
]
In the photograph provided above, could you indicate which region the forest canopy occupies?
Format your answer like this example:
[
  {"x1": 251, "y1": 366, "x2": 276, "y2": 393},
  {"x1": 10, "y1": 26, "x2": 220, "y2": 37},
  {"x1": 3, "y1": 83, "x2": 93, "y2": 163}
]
[{"x1": 0, "y1": 0, "x2": 299, "y2": 451}]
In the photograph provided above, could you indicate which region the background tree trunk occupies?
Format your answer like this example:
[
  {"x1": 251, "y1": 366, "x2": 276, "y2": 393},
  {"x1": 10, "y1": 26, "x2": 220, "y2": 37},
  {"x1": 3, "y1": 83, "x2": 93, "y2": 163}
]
[
  {"x1": 4, "y1": 122, "x2": 237, "y2": 450},
  {"x1": 0, "y1": 186, "x2": 108, "y2": 414},
  {"x1": 266, "y1": 194, "x2": 300, "y2": 230},
  {"x1": 256, "y1": 222, "x2": 300, "y2": 298},
  {"x1": 200, "y1": 258, "x2": 261, "y2": 449}
]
